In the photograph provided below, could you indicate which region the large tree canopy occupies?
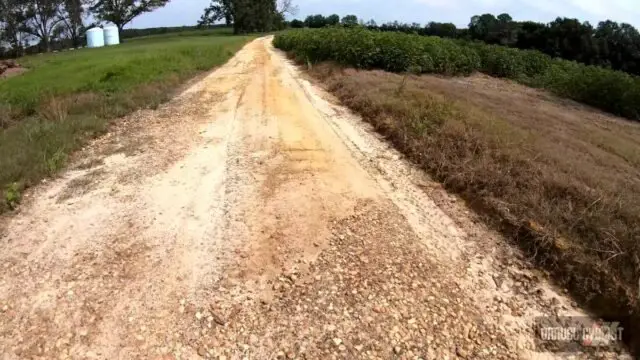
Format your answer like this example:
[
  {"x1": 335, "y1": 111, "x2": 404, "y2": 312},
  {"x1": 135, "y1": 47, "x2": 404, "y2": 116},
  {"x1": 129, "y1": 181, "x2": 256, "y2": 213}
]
[
  {"x1": 341, "y1": 15, "x2": 357, "y2": 26},
  {"x1": 21, "y1": 0, "x2": 66, "y2": 52},
  {"x1": 0, "y1": 0, "x2": 29, "y2": 56},
  {"x1": 198, "y1": 0, "x2": 232, "y2": 27},
  {"x1": 198, "y1": 0, "x2": 296, "y2": 34},
  {"x1": 90, "y1": 0, "x2": 170, "y2": 32},
  {"x1": 303, "y1": 14, "x2": 326, "y2": 28}
]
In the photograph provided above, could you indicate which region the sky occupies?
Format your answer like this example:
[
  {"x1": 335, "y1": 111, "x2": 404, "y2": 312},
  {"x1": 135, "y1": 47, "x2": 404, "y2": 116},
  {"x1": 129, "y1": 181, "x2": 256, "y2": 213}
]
[{"x1": 128, "y1": 0, "x2": 640, "y2": 30}]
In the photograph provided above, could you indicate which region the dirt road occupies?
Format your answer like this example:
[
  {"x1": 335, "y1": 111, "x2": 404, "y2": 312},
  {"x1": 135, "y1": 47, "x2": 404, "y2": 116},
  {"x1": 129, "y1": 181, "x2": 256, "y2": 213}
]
[{"x1": 0, "y1": 37, "x2": 626, "y2": 359}]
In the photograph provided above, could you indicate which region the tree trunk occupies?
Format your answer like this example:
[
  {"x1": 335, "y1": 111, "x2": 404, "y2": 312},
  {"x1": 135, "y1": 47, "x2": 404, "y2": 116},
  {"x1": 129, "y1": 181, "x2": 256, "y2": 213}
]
[
  {"x1": 117, "y1": 24, "x2": 126, "y2": 41},
  {"x1": 72, "y1": 34, "x2": 80, "y2": 48},
  {"x1": 42, "y1": 35, "x2": 51, "y2": 52}
]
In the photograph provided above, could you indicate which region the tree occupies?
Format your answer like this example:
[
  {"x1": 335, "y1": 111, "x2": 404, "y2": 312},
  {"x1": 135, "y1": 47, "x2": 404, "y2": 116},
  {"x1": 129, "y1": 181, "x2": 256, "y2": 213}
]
[
  {"x1": 495, "y1": 13, "x2": 517, "y2": 45},
  {"x1": 595, "y1": 21, "x2": 640, "y2": 73},
  {"x1": 90, "y1": 0, "x2": 170, "y2": 32},
  {"x1": 469, "y1": 13, "x2": 518, "y2": 45},
  {"x1": 497, "y1": 13, "x2": 512, "y2": 23},
  {"x1": 60, "y1": 0, "x2": 85, "y2": 48},
  {"x1": 545, "y1": 18, "x2": 595, "y2": 62},
  {"x1": 469, "y1": 14, "x2": 500, "y2": 43},
  {"x1": 341, "y1": 14, "x2": 357, "y2": 27},
  {"x1": 326, "y1": 14, "x2": 339, "y2": 26},
  {"x1": 516, "y1": 21, "x2": 547, "y2": 50},
  {"x1": 21, "y1": 0, "x2": 66, "y2": 52},
  {"x1": 276, "y1": 0, "x2": 296, "y2": 18},
  {"x1": 0, "y1": 0, "x2": 29, "y2": 56},
  {"x1": 199, "y1": 0, "x2": 290, "y2": 34},
  {"x1": 289, "y1": 18, "x2": 303, "y2": 28},
  {"x1": 233, "y1": 0, "x2": 277, "y2": 33},
  {"x1": 304, "y1": 14, "x2": 325, "y2": 28},
  {"x1": 198, "y1": 0, "x2": 232, "y2": 27},
  {"x1": 424, "y1": 22, "x2": 457, "y2": 38}
]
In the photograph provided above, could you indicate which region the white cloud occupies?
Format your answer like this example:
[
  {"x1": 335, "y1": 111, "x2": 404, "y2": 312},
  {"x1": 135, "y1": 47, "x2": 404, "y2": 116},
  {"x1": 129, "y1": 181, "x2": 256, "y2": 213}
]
[
  {"x1": 566, "y1": 0, "x2": 640, "y2": 23},
  {"x1": 412, "y1": 0, "x2": 461, "y2": 9},
  {"x1": 473, "y1": 0, "x2": 510, "y2": 7}
]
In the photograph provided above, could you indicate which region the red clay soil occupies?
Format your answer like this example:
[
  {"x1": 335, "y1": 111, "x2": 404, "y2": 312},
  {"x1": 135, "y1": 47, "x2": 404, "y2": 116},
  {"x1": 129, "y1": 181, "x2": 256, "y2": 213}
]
[{"x1": 0, "y1": 59, "x2": 27, "y2": 79}]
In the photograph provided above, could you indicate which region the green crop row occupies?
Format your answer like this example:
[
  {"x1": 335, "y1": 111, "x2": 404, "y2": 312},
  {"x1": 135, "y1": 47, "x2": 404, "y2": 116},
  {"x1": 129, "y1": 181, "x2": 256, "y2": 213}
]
[
  {"x1": 274, "y1": 28, "x2": 640, "y2": 120},
  {"x1": 274, "y1": 27, "x2": 480, "y2": 75}
]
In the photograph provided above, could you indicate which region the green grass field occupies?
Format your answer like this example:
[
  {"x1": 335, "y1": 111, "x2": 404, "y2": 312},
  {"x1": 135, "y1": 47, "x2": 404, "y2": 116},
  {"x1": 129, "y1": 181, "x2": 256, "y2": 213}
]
[{"x1": 0, "y1": 29, "x2": 252, "y2": 212}]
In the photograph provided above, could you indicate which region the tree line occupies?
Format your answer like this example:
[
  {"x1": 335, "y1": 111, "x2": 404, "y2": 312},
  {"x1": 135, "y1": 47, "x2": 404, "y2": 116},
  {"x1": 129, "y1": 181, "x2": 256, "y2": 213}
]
[
  {"x1": 289, "y1": 13, "x2": 640, "y2": 77},
  {"x1": 467, "y1": 14, "x2": 640, "y2": 76},
  {"x1": 290, "y1": 14, "x2": 360, "y2": 29},
  {"x1": 0, "y1": 0, "x2": 170, "y2": 57},
  {"x1": 120, "y1": 24, "x2": 227, "y2": 39}
]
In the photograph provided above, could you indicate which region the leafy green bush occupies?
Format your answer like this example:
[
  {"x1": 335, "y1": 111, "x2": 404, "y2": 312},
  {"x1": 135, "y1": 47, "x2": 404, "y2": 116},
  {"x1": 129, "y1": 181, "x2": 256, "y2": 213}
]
[
  {"x1": 533, "y1": 60, "x2": 640, "y2": 117},
  {"x1": 274, "y1": 28, "x2": 640, "y2": 121},
  {"x1": 4, "y1": 182, "x2": 21, "y2": 210},
  {"x1": 519, "y1": 49, "x2": 553, "y2": 78}
]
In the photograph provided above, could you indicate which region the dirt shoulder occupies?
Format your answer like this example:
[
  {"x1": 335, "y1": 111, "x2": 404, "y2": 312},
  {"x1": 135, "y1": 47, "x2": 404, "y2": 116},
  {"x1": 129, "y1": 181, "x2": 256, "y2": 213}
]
[{"x1": 0, "y1": 37, "x2": 629, "y2": 359}]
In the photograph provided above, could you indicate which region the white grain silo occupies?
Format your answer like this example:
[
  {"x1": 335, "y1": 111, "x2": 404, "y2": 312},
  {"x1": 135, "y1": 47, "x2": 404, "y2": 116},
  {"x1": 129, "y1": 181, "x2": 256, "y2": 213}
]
[
  {"x1": 86, "y1": 27, "x2": 105, "y2": 48},
  {"x1": 103, "y1": 26, "x2": 120, "y2": 46}
]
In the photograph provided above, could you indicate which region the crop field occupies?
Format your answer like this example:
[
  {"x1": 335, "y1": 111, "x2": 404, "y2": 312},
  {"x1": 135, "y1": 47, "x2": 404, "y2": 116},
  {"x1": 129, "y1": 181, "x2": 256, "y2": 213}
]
[
  {"x1": 0, "y1": 29, "x2": 252, "y2": 212},
  {"x1": 275, "y1": 28, "x2": 640, "y2": 342},
  {"x1": 274, "y1": 27, "x2": 640, "y2": 121}
]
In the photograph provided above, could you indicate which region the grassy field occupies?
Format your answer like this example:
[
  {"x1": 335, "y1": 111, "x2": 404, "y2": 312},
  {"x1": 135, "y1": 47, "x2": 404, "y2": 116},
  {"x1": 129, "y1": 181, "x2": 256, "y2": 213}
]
[
  {"x1": 306, "y1": 63, "x2": 640, "y2": 350},
  {"x1": 124, "y1": 28, "x2": 236, "y2": 43},
  {"x1": 0, "y1": 29, "x2": 252, "y2": 212}
]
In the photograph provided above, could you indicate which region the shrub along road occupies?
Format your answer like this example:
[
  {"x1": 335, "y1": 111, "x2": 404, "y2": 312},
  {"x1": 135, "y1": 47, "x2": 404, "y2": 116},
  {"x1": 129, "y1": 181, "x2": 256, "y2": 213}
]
[{"x1": 0, "y1": 37, "x2": 628, "y2": 359}]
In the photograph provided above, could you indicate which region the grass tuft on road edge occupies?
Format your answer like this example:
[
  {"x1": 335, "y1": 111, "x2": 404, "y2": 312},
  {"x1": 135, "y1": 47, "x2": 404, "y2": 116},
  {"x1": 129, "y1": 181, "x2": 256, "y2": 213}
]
[{"x1": 0, "y1": 31, "x2": 252, "y2": 212}]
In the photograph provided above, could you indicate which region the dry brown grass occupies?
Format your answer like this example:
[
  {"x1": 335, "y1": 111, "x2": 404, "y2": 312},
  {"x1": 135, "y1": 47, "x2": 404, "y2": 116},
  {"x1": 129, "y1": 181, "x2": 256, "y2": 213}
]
[
  {"x1": 0, "y1": 104, "x2": 19, "y2": 129},
  {"x1": 0, "y1": 67, "x2": 27, "y2": 79},
  {"x1": 307, "y1": 64, "x2": 640, "y2": 350},
  {"x1": 37, "y1": 95, "x2": 71, "y2": 122}
]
